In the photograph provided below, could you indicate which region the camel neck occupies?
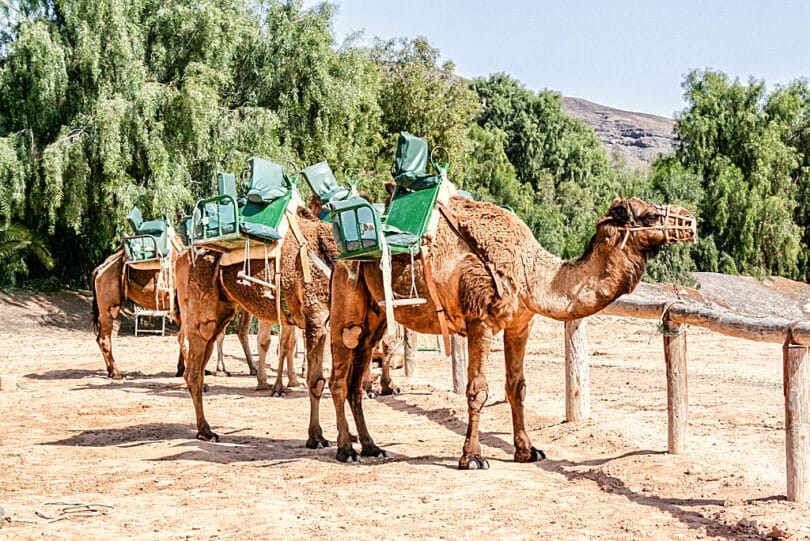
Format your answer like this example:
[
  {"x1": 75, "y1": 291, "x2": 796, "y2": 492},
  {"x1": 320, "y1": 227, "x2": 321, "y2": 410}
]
[{"x1": 524, "y1": 234, "x2": 647, "y2": 320}]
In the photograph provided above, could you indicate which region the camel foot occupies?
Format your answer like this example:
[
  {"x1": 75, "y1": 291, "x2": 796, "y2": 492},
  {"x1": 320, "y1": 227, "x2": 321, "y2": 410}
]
[
  {"x1": 288, "y1": 378, "x2": 304, "y2": 388},
  {"x1": 306, "y1": 435, "x2": 331, "y2": 449},
  {"x1": 336, "y1": 446, "x2": 359, "y2": 463},
  {"x1": 270, "y1": 384, "x2": 287, "y2": 397},
  {"x1": 380, "y1": 385, "x2": 401, "y2": 396},
  {"x1": 365, "y1": 390, "x2": 378, "y2": 399},
  {"x1": 196, "y1": 430, "x2": 220, "y2": 443},
  {"x1": 515, "y1": 446, "x2": 546, "y2": 463},
  {"x1": 361, "y1": 445, "x2": 387, "y2": 458},
  {"x1": 255, "y1": 381, "x2": 272, "y2": 391},
  {"x1": 108, "y1": 370, "x2": 123, "y2": 380},
  {"x1": 203, "y1": 383, "x2": 210, "y2": 393},
  {"x1": 214, "y1": 370, "x2": 230, "y2": 377},
  {"x1": 458, "y1": 455, "x2": 490, "y2": 470}
]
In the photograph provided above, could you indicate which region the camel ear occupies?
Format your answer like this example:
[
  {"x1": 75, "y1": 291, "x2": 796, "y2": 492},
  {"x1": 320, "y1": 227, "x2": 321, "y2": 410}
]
[{"x1": 608, "y1": 199, "x2": 630, "y2": 224}]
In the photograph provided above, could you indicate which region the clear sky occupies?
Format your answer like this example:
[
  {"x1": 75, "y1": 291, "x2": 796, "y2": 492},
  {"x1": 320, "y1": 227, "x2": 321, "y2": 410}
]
[{"x1": 320, "y1": 0, "x2": 810, "y2": 118}]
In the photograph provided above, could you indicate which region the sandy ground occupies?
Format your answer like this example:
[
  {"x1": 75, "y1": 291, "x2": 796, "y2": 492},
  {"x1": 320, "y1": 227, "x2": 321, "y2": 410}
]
[{"x1": 0, "y1": 288, "x2": 808, "y2": 540}]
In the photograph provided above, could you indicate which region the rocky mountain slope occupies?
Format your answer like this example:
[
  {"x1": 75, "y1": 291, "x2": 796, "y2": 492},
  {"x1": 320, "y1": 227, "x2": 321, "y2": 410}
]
[{"x1": 562, "y1": 96, "x2": 676, "y2": 168}]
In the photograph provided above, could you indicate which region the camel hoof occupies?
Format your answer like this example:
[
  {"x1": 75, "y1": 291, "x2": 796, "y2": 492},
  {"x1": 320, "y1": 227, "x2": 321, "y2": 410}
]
[
  {"x1": 256, "y1": 382, "x2": 272, "y2": 391},
  {"x1": 204, "y1": 369, "x2": 214, "y2": 376},
  {"x1": 365, "y1": 391, "x2": 378, "y2": 399},
  {"x1": 380, "y1": 386, "x2": 401, "y2": 396},
  {"x1": 336, "y1": 447, "x2": 359, "y2": 463},
  {"x1": 109, "y1": 372, "x2": 123, "y2": 381},
  {"x1": 515, "y1": 446, "x2": 546, "y2": 463},
  {"x1": 203, "y1": 383, "x2": 210, "y2": 393},
  {"x1": 306, "y1": 437, "x2": 331, "y2": 449},
  {"x1": 271, "y1": 385, "x2": 287, "y2": 398},
  {"x1": 214, "y1": 370, "x2": 230, "y2": 377},
  {"x1": 361, "y1": 447, "x2": 387, "y2": 458},
  {"x1": 459, "y1": 456, "x2": 489, "y2": 470},
  {"x1": 196, "y1": 431, "x2": 220, "y2": 443}
]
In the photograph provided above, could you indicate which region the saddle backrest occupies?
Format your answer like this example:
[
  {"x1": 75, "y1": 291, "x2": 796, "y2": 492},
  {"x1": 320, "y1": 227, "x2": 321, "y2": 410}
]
[
  {"x1": 247, "y1": 157, "x2": 288, "y2": 203},
  {"x1": 126, "y1": 207, "x2": 144, "y2": 232},
  {"x1": 392, "y1": 132, "x2": 441, "y2": 191},
  {"x1": 301, "y1": 160, "x2": 350, "y2": 203}
]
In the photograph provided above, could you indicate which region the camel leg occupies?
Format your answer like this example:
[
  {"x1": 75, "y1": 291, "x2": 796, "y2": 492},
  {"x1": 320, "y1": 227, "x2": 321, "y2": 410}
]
[
  {"x1": 345, "y1": 309, "x2": 387, "y2": 458},
  {"x1": 270, "y1": 326, "x2": 294, "y2": 397},
  {"x1": 255, "y1": 321, "x2": 272, "y2": 391},
  {"x1": 184, "y1": 324, "x2": 229, "y2": 442},
  {"x1": 504, "y1": 319, "x2": 546, "y2": 463},
  {"x1": 329, "y1": 263, "x2": 371, "y2": 462},
  {"x1": 304, "y1": 318, "x2": 330, "y2": 449},
  {"x1": 236, "y1": 310, "x2": 256, "y2": 375},
  {"x1": 283, "y1": 326, "x2": 302, "y2": 388},
  {"x1": 459, "y1": 319, "x2": 493, "y2": 470},
  {"x1": 95, "y1": 307, "x2": 123, "y2": 380},
  {"x1": 213, "y1": 331, "x2": 228, "y2": 376},
  {"x1": 378, "y1": 334, "x2": 401, "y2": 396}
]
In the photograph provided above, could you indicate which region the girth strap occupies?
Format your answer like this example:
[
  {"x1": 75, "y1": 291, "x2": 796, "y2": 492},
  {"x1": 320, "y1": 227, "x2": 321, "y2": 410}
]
[
  {"x1": 420, "y1": 245, "x2": 451, "y2": 356},
  {"x1": 437, "y1": 205, "x2": 503, "y2": 298}
]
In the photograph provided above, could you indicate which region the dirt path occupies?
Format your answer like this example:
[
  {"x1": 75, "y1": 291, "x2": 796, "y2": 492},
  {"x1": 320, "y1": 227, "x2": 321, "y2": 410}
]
[{"x1": 0, "y1": 290, "x2": 807, "y2": 540}]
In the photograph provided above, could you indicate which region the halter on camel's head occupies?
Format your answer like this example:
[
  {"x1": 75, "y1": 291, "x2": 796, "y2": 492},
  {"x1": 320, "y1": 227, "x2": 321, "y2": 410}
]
[{"x1": 599, "y1": 197, "x2": 697, "y2": 250}]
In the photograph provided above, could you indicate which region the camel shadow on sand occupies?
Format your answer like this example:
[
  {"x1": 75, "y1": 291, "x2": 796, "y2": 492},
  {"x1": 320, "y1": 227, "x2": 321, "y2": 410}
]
[
  {"x1": 373, "y1": 391, "x2": 776, "y2": 540},
  {"x1": 42, "y1": 422, "x2": 340, "y2": 466}
]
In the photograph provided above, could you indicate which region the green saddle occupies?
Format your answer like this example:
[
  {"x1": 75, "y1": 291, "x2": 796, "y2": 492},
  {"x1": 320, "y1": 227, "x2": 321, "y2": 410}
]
[{"x1": 123, "y1": 207, "x2": 171, "y2": 262}]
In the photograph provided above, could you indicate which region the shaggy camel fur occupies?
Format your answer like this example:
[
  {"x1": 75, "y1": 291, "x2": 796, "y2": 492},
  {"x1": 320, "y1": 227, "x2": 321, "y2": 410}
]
[
  {"x1": 91, "y1": 243, "x2": 254, "y2": 379},
  {"x1": 176, "y1": 211, "x2": 336, "y2": 448},
  {"x1": 328, "y1": 196, "x2": 696, "y2": 468}
]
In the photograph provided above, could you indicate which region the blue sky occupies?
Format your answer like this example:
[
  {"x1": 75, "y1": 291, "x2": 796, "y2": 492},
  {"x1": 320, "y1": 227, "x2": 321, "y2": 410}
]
[{"x1": 319, "y1": 0, "x2": 810, "y2": 118}]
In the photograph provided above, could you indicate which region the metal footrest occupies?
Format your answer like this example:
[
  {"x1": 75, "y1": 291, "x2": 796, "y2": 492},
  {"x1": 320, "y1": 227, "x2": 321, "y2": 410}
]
[{"x1": 378, "y1": 298, "x2": 427, "y2": 308}]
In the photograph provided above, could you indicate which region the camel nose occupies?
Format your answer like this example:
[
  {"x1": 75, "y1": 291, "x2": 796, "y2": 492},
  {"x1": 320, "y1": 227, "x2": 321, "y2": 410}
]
[{"x1": 665, "y1": 205, "x2": 697, "y2": 244}]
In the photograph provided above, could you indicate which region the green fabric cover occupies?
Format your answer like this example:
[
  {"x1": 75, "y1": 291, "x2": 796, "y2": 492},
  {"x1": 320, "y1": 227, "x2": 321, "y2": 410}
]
[
  {"x1": 246, "y1": 157, "x2": 288, "y2": 203},
  {"x1": 383, "y1": 183, "x2": 442, "y2": 249},
  {"x1": 392, "y1": 132, "x2": 440, "y2": 190},
  {"x1": 127, "y1": 207, "x2": 143, "y2": 232},
  {"x1": 301, "y1": 161, "x2": 350, "y2": 202},
  {"x1": 239, "y1": 221, "x2": 282, "y2": 242},
  {"x1": 218, "y1": 172, "x2": 237, "y2": 199}
]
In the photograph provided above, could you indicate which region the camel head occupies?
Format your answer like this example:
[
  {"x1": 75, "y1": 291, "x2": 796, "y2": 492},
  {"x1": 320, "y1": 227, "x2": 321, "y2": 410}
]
[{"x1": 597, "y1": 197, "x2": 697, "y2": 256}]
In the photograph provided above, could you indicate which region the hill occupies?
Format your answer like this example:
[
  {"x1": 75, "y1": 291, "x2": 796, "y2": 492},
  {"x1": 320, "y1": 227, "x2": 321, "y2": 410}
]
[{"x1": 562, "y1": 96, "x2": 676, "y2": 168}]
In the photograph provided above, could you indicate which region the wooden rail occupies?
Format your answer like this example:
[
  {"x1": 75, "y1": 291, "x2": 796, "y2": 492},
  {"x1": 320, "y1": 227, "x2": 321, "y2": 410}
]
[{"x1": 564, "y1": 296, "x2": 810, "y2": 503}]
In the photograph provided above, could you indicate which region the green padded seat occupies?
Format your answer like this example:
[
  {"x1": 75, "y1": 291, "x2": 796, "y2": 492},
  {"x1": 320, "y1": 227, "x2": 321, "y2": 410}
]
[
  {"x1": 301, "y1": 161, "x2": 350, "y2": 203},
  {"x1": 247, "y1": 157, "x2": 288, "y2": 203},
  {"x1": 393, "y1": 132, "x2": 441, "y2": 191},
  {"x1": 123, "y1": 206, "x2": 171, "y2": 262}
]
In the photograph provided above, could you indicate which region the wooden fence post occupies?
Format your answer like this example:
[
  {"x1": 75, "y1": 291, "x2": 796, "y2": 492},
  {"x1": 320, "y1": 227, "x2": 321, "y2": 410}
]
[
  {"x1": 784, "y1": 343, "x2": 810, "y2": 503},
  {"x1": 451, "y1": 335, "x2": 467, "y2": 395},
  {"x1": 565, "y1": 319, "x2": 590, "y2": 422},
  {"x1": 404, "y1": 329, "x2": 417, "y2": 377},
  {"x1": 663, "y1": 314, "x2": 688, "y2": 454}
]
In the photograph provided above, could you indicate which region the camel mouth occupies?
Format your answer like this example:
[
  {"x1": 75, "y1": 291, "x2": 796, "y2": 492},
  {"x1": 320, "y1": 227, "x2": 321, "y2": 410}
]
[{"x1": 661, "y1": 204, "x2": 697, "y2": 244}]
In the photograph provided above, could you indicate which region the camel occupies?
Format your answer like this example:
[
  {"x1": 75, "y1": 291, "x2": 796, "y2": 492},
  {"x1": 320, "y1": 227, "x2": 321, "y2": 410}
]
[
  {"x1": 328, "y1": 196, "x2": 696, "y2": 468},
  {"x1": 91, "y1": 241, "x2": 258, "y2": 379},
  {"x1": 91, "y1": 238, "x2": 185, "y2": 380},
  {"x1": 176, "y1": 209, "x2": 337, "y2": 448}
]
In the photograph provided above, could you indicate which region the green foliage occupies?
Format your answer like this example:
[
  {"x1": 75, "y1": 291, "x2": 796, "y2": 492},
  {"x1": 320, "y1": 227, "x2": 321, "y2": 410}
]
[{"x1": 673, "y1": 69, "x2": 808, "y2": 279}]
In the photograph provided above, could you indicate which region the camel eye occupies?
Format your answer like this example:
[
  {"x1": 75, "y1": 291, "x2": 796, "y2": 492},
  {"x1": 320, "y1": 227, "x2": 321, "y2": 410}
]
[{"x1": 640, "y1": 213, "x2": 659, "y2": 225}]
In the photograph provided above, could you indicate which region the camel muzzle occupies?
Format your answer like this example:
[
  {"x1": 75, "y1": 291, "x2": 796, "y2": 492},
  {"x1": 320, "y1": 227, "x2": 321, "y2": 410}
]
[{"x1": 659, "y1": 204, "x2": 697, "y2": 245}]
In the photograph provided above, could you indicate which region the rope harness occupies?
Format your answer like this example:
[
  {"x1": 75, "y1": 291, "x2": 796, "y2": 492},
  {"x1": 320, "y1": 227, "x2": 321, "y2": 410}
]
[{"x1": 616, "y1": 202, "x2": 696, "y2": 250}]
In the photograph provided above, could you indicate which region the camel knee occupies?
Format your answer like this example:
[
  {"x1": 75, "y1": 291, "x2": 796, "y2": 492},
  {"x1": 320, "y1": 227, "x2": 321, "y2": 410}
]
[
  {"x1": 309, "y1": 378, "x2": 326, "y2": 399},
  {"x1": 341, "y1": 326, "x2": 363, "y2": 349},
  {"x1": 507, "y1": 380, "x2": 527, "y2": 403},
  {"x1": 198, "y1": 320, "x2": 218, "y2": 342},
  {"x1": 467, "y1": 380, "x2": 489, "y2": 413}
]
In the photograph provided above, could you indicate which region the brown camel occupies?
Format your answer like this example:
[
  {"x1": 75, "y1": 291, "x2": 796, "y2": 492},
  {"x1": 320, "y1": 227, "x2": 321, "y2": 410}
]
[
  {"x1": 176, "y1": 210, "x2": 336, "y2": 448},
  {"x1": 92, "y1": 241, "x2": 256, "y2": 380},
  {"x1": 91, "y1": 239, "x2": 185, "y2": 380},
  {"x1": 328, "y1": 196, "x2": 696, "y2": 467}
]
